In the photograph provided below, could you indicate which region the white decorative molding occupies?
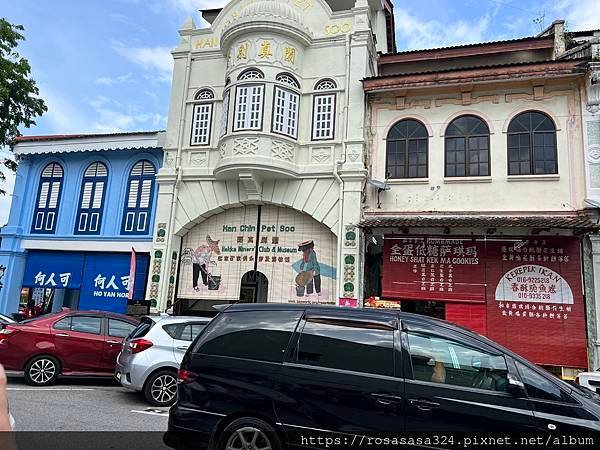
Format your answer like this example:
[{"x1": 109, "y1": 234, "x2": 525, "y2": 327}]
[
  {"x1": 164, "y1": 152, "x2": 175, "y2": 167},
  {"x1": 347, "y1": 149, "x2": 361, "y2": 162},
  {"x1": 587, "y1": 62, "x2": 600, "y2": 115},
  {"x1": 311, "y1": 147, "x2": 331, "y2": 164},
  {"x1": 239, "y1": 172, "x2": 262, "y2": 201},
  {"x1": 219, "y1": 142, "x2": 227, "y2": 158},
  {"x1": 588, "y1": 145, "x2": 600, "y2": 163},
  {"x1": 271, "y1": 140, "x2": 294, "y2": 162},
  {"x1": 233, "y1": 137, "x2": 259, "y2": 155},
  {"x1": 190, "y1": 151, "x2": 208, "y2": 167}
]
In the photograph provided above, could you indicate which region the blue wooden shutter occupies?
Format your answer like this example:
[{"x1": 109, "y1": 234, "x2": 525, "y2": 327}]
[
  {"x1": 31, "y1": 163, "x2": 63, "y2": 234},
  {"x1": 75, "y1": 162, "x2": 108, "y2": 234},
  {"x1": 121, "y1": 160, "x2": 156, "y2": 235}
]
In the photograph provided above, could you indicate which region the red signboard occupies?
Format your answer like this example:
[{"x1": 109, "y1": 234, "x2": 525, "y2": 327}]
[
  {"x1": 382, "y1": 235, "x2": 587, "y2": 368},
  {"x1": 383, "y1": 237, "x2": 486, "y2": 302}
]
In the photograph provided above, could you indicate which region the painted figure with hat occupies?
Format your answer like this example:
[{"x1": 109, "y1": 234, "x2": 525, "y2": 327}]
[{"x1": 295, "y1": 240, "x2": 321, "y2": 297}]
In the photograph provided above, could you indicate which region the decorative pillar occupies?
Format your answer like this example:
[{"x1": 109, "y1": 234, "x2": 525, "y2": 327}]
[{"x1": 588, "y1": 236, "x2": 600, "y2": 370}]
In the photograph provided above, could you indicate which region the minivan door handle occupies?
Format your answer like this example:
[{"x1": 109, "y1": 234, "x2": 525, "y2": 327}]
[
  {"x1": 371, "y1": 393, "x2": 403, "y2": 405},
  {"x1": 409, "y1": 398, "x2": 440, "y2": 411}
]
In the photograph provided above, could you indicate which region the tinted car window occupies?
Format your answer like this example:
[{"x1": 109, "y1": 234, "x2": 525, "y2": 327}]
[
  {"x1": 163, "y1": 324, "x2": 179, "y2": 339},
  {"x1": 516, "y1": 361, "x2": 575, "y2": 403},
  {"x1": 108, "y1": 319, "x2": 136, "y2": 338},
  {"x1": 164, "y1": 322, "x2": 207, "y2": 341},
  {"x1": 71, "y1": 316, "x2": 102, "y2": 335},
  {"x1": 296, "y1": 319, "x2": 394, "y2": 376},
  {"x1": 407, "y1": 332, "x2": 508, "y2": 392},
  {"x1": 128, "y1": 317, "x2": 155, "y2": 339},
  {"x1": 190, "y1": 323, "x2": 206, "y2": 339},
  {"x1": 54, "y1": 317, "x2": 72, "y2": 330},
  {"x1": 195, "y1": 311, "x2": 302, "y2": 362}
]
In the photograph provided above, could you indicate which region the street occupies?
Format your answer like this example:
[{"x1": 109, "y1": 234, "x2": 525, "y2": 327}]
[{"x1": 6, "y1": 373, "x2": 169, "y2": 432}]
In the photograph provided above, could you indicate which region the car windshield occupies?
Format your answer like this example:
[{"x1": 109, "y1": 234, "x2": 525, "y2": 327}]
[{"x1": 127, "y1": 317, "x2": 155, "y2": 339}]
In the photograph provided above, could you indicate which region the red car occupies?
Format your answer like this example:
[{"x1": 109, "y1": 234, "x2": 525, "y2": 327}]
[{"x1": 0, "y1": 309, "x2": 138, "y2": 386}]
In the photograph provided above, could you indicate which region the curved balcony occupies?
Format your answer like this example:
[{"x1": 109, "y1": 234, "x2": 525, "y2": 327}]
[{"x1": 214, "y1": 133, "x2": 300, "y2": 180}]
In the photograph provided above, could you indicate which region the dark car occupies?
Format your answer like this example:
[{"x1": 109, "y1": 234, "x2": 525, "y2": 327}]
[
  {"x1": 0, "y1": 309, "x2": 138, "y2": 386},
  {"x1": 165, "y1": 303, "x2": 600, "y2": 450}
]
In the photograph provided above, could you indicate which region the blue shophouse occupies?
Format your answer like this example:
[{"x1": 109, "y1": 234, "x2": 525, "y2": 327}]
[{"x1": 0, "y1": 131, "x2": 164, "y2": 317}]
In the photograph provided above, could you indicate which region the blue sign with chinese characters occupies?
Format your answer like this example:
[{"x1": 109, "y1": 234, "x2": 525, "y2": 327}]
[
  {"x1": 23, "y1": 251, "x2": 85, "y2": 289},
  {"x1": 22, "y1": 251, "x2": 148, "y2": 314}
]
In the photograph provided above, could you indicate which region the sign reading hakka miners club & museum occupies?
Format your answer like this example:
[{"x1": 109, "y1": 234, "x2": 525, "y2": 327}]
[
  {"x1": 383, "y1": 236, "x2": 587, "y2": 367},
  {"x1": 178, "y1": 205, "x2": 337, "y2": 305}
]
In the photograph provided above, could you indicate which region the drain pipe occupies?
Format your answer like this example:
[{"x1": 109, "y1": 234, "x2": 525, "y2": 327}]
[
  {"x1": 161, "y1": 49, "x2": 192, "y2": 312},
  {"x1": 333, "y1": 32, "x2": 352, "y2": 301}
]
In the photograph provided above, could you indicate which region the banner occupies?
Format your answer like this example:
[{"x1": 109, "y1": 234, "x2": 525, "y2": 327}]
[
  {"x1": 23, "y1": 251, "x2": 85, "y2": 289},
  {"x1": 382, "y1": 236, "x2": 486, "y2": 302}
]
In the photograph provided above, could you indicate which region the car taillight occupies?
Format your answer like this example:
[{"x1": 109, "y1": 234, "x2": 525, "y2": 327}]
[
  {"x1": 128, "y1": 338, "x2": 153, "y2": 354},
  {"x1": 575, "y1": 376, "x2": 580, "y2": 385},
  {"x1": 177, "y1": 369, "x2": 197, "y2": 383}
]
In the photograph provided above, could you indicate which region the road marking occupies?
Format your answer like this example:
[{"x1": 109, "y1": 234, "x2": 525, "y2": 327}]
[
  {"x1": 7, "y1": 387, "x2": 95, "y2": 391},
  {"x1": 131, "y1": 409, "x2": 169, "y2": 417}
]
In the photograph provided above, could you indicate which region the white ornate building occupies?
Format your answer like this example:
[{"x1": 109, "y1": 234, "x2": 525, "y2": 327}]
[{"x1": 148, "y1": 0, "x2": 396, "y2": 313}]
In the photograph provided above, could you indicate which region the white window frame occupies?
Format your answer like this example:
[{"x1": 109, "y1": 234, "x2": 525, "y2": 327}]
[
  {"x1": 312, "y1": 93, "x2": 336, "y2": 140},
  {"x1": 272, "y1": 86, "x2": 299, "y2": 139},
  {"x1": 190, "y1": 102, "x2": 213, "y2": 146},
  {"x1": 234, "y1": 84, "x2": 264, "y2": 131},
  {"x1": 220, "y1": 89, "x2": 230, "y2": 137}
]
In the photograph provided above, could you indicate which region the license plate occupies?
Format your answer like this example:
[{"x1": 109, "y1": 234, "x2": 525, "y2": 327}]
[{"x1": 116, "y1": 372, "x2": 121, "y2": 381}]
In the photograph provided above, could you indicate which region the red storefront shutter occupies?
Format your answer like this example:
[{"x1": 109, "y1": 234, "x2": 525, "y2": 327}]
[{"x1": 445, "y1": 303, "x2": 487, "y2": 335}]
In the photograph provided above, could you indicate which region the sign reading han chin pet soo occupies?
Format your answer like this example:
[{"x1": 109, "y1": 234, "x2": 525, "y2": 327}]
[{"x1": 178, "y1": 205, "x2": 337, "y2": 305}]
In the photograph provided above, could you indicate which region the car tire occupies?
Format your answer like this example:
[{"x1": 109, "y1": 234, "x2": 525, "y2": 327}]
[
  {"x1": 217, "y1": 417, "x2": 282, "y2": 450},
  {"x1": 144, "y1": 369, "x2": 178, "y2": 407},
  {"x1": 24, "y1": 355, "x2": 60, "y2": 386}
]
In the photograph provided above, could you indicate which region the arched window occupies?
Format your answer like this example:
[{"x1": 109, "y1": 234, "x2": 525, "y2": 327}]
[
  {"x1": 508, "y1": 111, "x2": 557, "y2": 175},
  {"x1": 191, "y1": 88, "x2": 214, "y2": 146},
  {"x1": 273, "y1": 73, "x2": 300, "y2": 139},
  {"x1": 276, "y1": 73, "x2": 300, "y2": 89},
  {"x1": 315, "y1": 79, "x2": 337, "y2": 90},
  {"x1": 237, "y1": 69, "x2": 264, "y2": 80},
  {"x1": 445, "y1": 115, "x2": 490, "y2": 177},
  {"x1": 32, "y1": 162, "x2": 63, "y2": 233},
  {"x1": 312, "y1": 79, "x2": 336, "y2": 140},
  {"x1": 121, "y1": 160, "x2": 156, "y2": 235},
  {"x1": 386, "y1": 119, "x2": 428, "y2": 179},
  {"x1": 234, "y1": 68, "x2": 265, "y2": 131},
  {"x1": 75, "y1": 162, "x2": 108, "y2": 234}
]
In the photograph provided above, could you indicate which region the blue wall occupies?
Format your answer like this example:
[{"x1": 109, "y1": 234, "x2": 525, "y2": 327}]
[{"x1": 0, "y1": 147, "x2": 163, "y2": 314}]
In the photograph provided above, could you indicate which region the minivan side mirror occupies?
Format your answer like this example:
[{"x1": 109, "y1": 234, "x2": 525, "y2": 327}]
[{"x1": 506, "y1": 373, "x2": 527, "y2": 397}]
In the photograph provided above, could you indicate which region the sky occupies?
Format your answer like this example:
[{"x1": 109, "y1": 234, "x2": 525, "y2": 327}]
[{"x1": 0, "y1": 0, "x2": 598, "y2": 224}]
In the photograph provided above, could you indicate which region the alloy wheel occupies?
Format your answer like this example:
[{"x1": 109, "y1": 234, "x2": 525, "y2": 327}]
[
  {"x1": 29, "y1": 358, "x2": 56, "y2": 384},
  {"x1": 150, "y1": 374, "x2": 177, "y2": 404},
  {"x1": 225, "y1": 427, "x2": 272, "y2": 450}
]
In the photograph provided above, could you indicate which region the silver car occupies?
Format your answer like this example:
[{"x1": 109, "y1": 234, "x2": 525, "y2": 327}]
[{"x1": 115, "y1": 314, "x2": 211, "y2": 406}]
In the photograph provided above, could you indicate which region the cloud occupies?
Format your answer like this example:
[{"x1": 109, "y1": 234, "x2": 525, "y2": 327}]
[
  {"x1": 37, "y1": 86, "x2": 91, "y2": 134},
  {"x1": 88, "y1": 95, "x2": 167, "y2": 132},
  {"x1": 112, "y1": 41, "x2": 173, "y2": 83},
  {"x1": 395, "y1": 9, "x2": 492, "y2": 50},
  {"x1": 95, "y1": 73, "x2": 135, "y2": 86},
  {"x1": 546, "y1": 0, "x2": 600, "y2": 31}
]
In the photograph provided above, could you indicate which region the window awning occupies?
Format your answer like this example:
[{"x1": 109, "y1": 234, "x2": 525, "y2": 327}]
[{"x1": 358, "y1": 213, "x2": 600, "y2": 234}]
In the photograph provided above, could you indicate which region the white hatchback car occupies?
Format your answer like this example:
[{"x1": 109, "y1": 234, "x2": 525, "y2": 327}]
[
  {"x1": 577, "y1": 370, "x2": 600, "y2": 395},
  {"x1": 115, "y1": 314, "x2": 211, "y2": 406}
]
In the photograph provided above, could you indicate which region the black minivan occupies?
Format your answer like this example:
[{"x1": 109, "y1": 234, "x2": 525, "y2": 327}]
[{"x1": 165, "y1": 304, "x2": 600, "y2": 449}]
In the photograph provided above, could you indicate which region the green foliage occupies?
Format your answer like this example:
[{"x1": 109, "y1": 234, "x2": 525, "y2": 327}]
[{"x1": 0, "y1": 18, "x2": 47, "y2": 194}]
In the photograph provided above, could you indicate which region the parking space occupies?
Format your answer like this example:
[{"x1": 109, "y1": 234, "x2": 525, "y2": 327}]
[{"x1": 6, "y1": 374, "x2": 169, "y2": 432}]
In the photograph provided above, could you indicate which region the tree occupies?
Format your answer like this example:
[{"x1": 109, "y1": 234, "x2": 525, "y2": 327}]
[{"x1": 0, "y1": 18, "x2": 47, "y2": 194}]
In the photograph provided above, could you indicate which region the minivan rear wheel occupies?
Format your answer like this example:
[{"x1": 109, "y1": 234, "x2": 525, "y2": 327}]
[
  {"x1": 24, "y1": 355, "x2": 60, "y2": 386},
  {"x1": 144, "y1": 369, "x2": 178, "y2": 406},
  {"x1": 218, "y1": 417, "x2": 281, "y2": 450}
]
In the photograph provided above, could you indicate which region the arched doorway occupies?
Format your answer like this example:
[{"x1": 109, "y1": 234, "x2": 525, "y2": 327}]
[{"x1": 239, "y1": 271, "x2": 268, "y2": 303}]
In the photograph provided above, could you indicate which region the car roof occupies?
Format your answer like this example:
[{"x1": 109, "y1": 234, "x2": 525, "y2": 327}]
[
  {"x1": 218, "y1": 302, "x2": 485, "y2": 337},
  {"x1": 143, "y1": 315, "x2": 212, "y2": 324}
]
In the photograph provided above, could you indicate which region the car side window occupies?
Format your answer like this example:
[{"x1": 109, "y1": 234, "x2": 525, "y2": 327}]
[
  {"x1": 190, "y1": 323, "x2": 206, "y2": 340},
  {"x1": 195, "y1": 311, "x2": 302, "y2": 362},
  {"x1": 407, "y1": 332, "x2": 508, "y2": 392},
  {"x1": 71, "y1": 316, "x2": 102, "y2": 335},
  {"x1": 163, "y1": 324, "x2": 179, "y2": 339},
  {"x1": 515, "y1": 361, "x2": 576, "y2": 403},
  {"x1": 296, "y1": 318, "x2": 395, "y2": 377},
  {"x1": 54, "y1": 317, "x2": 72, "y2": 330},
  {"x1": 108, "y1": 319, "x2": 136, "y2": 338}
]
